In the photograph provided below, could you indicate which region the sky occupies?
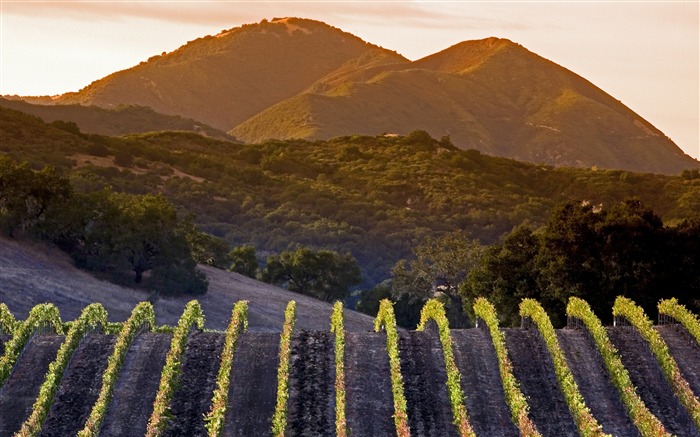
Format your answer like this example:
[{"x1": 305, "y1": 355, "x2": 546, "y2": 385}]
[{"x1": 1, "y1": 1, "x2": 698, "y2": 159}]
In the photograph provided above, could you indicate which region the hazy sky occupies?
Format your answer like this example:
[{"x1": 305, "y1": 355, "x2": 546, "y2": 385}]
[{"x1": 1, "y1": 1, "x2": 698, "y2": 159}]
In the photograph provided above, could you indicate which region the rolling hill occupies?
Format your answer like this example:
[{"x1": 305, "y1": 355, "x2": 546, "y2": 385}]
[
  {"x1": 13, "y1": 18, "x2": 698, "y2": 174},
  {"x1": 0, "y1": 97, "x2": 234, "y2": 140}
]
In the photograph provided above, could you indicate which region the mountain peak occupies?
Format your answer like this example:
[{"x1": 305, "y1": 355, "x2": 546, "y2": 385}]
[{"x1": 413, "y1": 37, "x2": 520, "y2": 74}]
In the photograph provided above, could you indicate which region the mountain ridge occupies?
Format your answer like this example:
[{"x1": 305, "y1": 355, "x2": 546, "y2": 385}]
[{"x1": 9, "y1": 17, "x2": 698, "y2": 174}]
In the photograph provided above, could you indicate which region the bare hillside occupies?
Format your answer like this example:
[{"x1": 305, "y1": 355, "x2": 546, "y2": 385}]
[{"x1": 0, "y1": 237, "x2": 375, "y2": 332}]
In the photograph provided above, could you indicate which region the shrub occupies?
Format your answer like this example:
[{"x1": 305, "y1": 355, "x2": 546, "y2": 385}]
[
  {"x1": 473, "y1": 297, "x2": 540, "y2": 436},
  {"x1": 330, "y1": 301, "x2": 347, "y2": 437},
  {"x1": 146, "y1": 300, "x2": 205, "y2": 436},
  {"x1": 204, "y1": 301, "x2": 249, "y2": 436},
  {"x1": 519, "y1": 299, "x2": 608, "y2": 436},
  {"x1": 417, "y1": 299, "x2": 476, "y2": 437},
  {"x1": 374, "y1": 299, "x2": 410, "y2": 437},
  {"x1": 613, "y1": 296, "x2": 700, "y2": 429},
  {"x1": 658, "y1": 298, "x2": 700, "y2": 345},
  {"x1": 272, "y1": 301, "x2": 296, "y2": 437},
  {"x1": 567, "y1": 297, "x2": 669, "y2": 437},
  {"x1": 0, "y1": 303, "x2": 64, "y2": 387},
  {"x1": 0, "y1": 303, "x2": 18, "y2": 334},
  {"x1": 78, "y1": 302, "x2": 156, "y2": 436},
  {"x1": 16, "y1": 303, "x2": 108, "y2": 437}
]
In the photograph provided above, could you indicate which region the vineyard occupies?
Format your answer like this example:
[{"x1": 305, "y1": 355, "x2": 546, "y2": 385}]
[{"x1": 0, "y1": 297, "x2": 698, "y2": 437}]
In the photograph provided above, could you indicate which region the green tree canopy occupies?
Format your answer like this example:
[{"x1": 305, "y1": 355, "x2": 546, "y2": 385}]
[
  {"x1": 261, "y1": 246, "x2": 361, "y2": 302},
  {"x1": 228, "y1": 245, "x2": 259, "y2": 278}
]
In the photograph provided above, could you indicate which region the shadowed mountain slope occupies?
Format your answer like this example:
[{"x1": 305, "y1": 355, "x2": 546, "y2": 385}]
[{"x1": 0, "y1": 98, "x2": 234, "y2": 140}]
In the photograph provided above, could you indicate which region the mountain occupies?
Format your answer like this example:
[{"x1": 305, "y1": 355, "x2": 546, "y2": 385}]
[
  {"x1": 13, "y1": 18, "x2": 698, "y2": 174},
  {"x1": 0, "y1": 98, "x2": 234, "y2": 140},
  {"x1": 39, "y1": 18, "x2": 406, "y2": 132}
]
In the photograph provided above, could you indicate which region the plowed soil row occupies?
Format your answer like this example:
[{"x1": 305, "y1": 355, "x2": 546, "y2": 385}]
[
  {"x1": 163, "y1": 331, "x2": 225, "y2": 437},
  {"x1": 0, "y1": 334, "x2": 64, "y2": 436},
  {"x1": 504, "y1": 329, "x2": 578, "y2": 437},
  {"x1": 557, "y1": 328, "x2": 640, "y2": 437},
  {"x1": 39, "y1": 333, "x2": 116, "y2": 437},
  {"x1": 452, "y1": 329, "x2": 519, "y2": 437},
  {"x1": 656, "y1": 324, "x2": 700, "y2": 397},
  {"x1": 223, "y1": 332, "x2": 280, "y2": 437},
  {"x1": 345, "y1": 332, "x2": 396, "y2": 437},
  {"x1": 100, "y1": 332, "x2": 171, "y2": 437},
  {"x1": 288, "y1": 330, "x2": 335, "y2": 437},
  {"x1": 607, "y1": 327, "x2": 699, "y2": 436},
  {"x1": 398, "y1": 330, "x2": 458, "y2": 437}
]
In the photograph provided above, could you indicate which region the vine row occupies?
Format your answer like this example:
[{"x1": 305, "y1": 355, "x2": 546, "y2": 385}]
[
  {"x1": 330, "y1": 301, "x2": 347, "y2": 437},
  {"x1": 658, "y1": 298, "x2": 700, "y2": 346},
  {"x1": 271, "y1": 300, "x2": 296, "y2": 437}
]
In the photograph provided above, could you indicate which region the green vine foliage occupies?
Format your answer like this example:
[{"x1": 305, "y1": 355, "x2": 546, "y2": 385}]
[
  {"x1": 658, "y1": 298, "x2": 700, "y2": 346},
  {"x1": 204, "y1": 301, "x2": 249, "y2": 437},
  {"x1": 473, "y1": 297, "x2": 541, "y2": 436},
  {"x1": 0, "y1": 303, "x2": 64, "y2": 387},
  {"x1": 146, "y1": 300, "x2": 205, "y2": 437},
  {"x1": 374, "y1": 299, "x2": 411, "y2": 437},
  {"x1": 519, "y1": 299, "x2": 608, "y2": 437},
  {"x1": 16, "y1": 303, "x2": 109, "y2": 437},
  {"x1": 0, "y1": 303, "x2": 18, "y2": 334},
  {"x1": 416, "y1": 299, "x2": 476, "y2": 437},
  {"x1": 272, "y1": 300, "x2": 296, "y2": 437},
  {"x1": 78, "y1": 302, "x2": 156, "y2": 436},
  {"x1": 613, "y1": 296, "x2": 700, "y2": 429},
  {"x1": 330, "y1": 301, "x2": 347, "y2": 437},
  {"x1": 567, "y1": 297, "x2": 669, "y2": 437}
]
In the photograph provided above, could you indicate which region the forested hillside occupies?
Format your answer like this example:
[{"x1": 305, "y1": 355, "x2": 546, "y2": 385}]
[{"x1": 2, "y1": 106, "x2": 699, "y2": 287}]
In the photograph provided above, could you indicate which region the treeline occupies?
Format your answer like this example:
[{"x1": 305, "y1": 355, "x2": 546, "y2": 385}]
[
  {"x1": 0, "y1": 155, "x2": 207, "y2": 295},
  {"x1": 370, "y1": 199, "x2": 700, "y2": 328}
]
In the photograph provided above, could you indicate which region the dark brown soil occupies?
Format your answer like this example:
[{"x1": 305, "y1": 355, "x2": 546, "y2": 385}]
[
  {"x1": 656, "y1": 324, "x2": 700, "y2": 397},
  {"x1": 0, "y1": 334, "x2": 10, "y2": 355},
  {"x1": 39, "y1": 333, "x2": 116, "y2": 437},
  {"x1": 345, "y1": 332, "x2": 396, "y2": 437},
  {"x1": 100, "y1": 332, "x2": 171, "y2": 437},
  {"x1": 451, "y1": 329, "x2": 519, "y2": 437},
  {"x1": 287, "y1": 330, "x2": 335, "y2": 437},
  {"x1": 0, "y1": 334, "x2": 64, "y2": 436},
  {"x1": 557, "y1": 328, "x2": 640, "y2": 437},
  {"x1": 162, "y1": 331, "x2": 225, "y2": 437},
  {"x1": 223, "y1": 332, "x2": 280, "y2": 437},
  {"x1": 607, "y1": 327, "x2": 699, "y2": 436},
  {"x1": 398, "y1": 330, "x2": 458, "y2": 437},
  {"x1": 504, "y1": 329, "x2": 578, "y2": 437}
]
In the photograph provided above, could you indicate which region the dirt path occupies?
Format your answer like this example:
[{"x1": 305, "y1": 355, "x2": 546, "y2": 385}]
[
  {"x1": 0, "y1": 334, "x2": 64, "y2": 436},
  {"x1": 38, "y1": 333, "x2": 116, "y2": 437},
  {"x1": 451, "y1": 329, "x2": 519, "y2": 437},
  {"x1": 656, "y1": 324, "x2": 700, "y2": 397},
  {"x1": 345, "y1": 332, "x2": 396, "y2": 437},
  {"x1": 398, "y1": 331, "x2": 458, "y2": 437},
  {"x1": 504, "y1": 329, "x2": 578, "y2": 437},
  {"x1": 557, "y1": 328, "x2": 640, "y2": 437},
  {"x1": 607, "y1": 327, "x2": 699, "y2": 436},
  {"x1": 223, "y1": 332, "x2": 280, "y2": 437},
  {"x1": 287, "y1": 330, "x2": 335, "y2": 437},
  {"x1": 100, "y1": 332, "x2": 171, "y2": 437},
  {"x1": 162, "y1": 331, "x2": 225, "y2": 437}
]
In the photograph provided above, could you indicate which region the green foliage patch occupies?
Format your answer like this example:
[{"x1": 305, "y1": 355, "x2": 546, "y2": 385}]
[
  {"x1": 204, "y1": 301, "x2": 249, "y2": 436},
  {"x1": 0, "y1": 303, "x2": 64, "y2": 387},
  {"x1": 473, "y1": 297, "x2": 540, "y2": 436},
  {"x1": 566, "y1": 297, "x2": 669, "y2": 437},
  {"x1": 272, "y1": 301, "x2": 296, "y2": 437},
  {"x1": 658, "y1": 298, "x2": 700, "y2": 346},
  {"x1": 374, "y1": 299, "x2": 411, "y2": 437},
  {"x1": 16, "y1": 303, "x2": 109, "y2": 437},
  {"x1": 78, "y1": 302, "x2": 156, "y2": 436},
  {"x1": 0, "y1": 303, "x2": 18, "y2": 334},
  {"x1": 519, "y1": 299, "x2": 608, "y2": 436},
  {"x1": 146, "y1": 300, "x2": 205, "y2": 437},
  {"x1": 613, "y1": 297, "x2": 700, "y2": 428},
  {"x1": 416, "y1": 299, "x2": 476, "y2": 437},
  {"x1": 330, "y1": 301, "x2": 347, "y2": 437}
]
